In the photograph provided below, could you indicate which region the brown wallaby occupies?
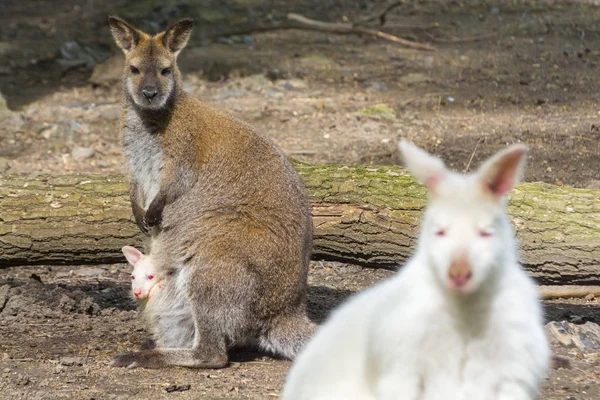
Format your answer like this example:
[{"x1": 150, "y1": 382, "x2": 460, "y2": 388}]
[{"x1": 107, "y1": 16, "x2": 315, "y2": 369}]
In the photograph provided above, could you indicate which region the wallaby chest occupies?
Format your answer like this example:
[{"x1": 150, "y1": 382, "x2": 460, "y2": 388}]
[{"x1": 123, "y1": 110, "x2": 164, "y2": 209}]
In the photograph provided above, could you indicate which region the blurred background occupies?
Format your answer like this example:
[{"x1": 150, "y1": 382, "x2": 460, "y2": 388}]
[{"x1": 0, "y1": 0, "x2": 599, "y2": 188}]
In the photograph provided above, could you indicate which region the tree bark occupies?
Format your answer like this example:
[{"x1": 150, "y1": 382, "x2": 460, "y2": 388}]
[{"x1": 1, "y1": 165, "x2": 599, "y2": 285}]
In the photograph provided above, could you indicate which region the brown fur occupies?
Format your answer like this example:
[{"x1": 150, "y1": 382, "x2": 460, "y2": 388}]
[{"x1": 108, "y1": 16, "x2": 315, "y2": 369}]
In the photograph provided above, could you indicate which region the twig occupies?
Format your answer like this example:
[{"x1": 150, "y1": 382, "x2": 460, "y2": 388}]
[
  {"x1": 539, "y1": 285, "x2": 600, "y2": 299},
  {"x1": 287, "y1": 13, "x2": 435, "y2": 51},
  {"x1": 288, "y1": 150, "x2": 318, "y2": 156},
  {"x1": 215, "y1": 22, "x2": 437, "y2": 40},
  {"x1": 211, "y1": 12, "x2": 436, "y2": 51},
  {"x1": 287, "y1": 13, "x2": 363, "y2": 33},
  {"x1": 355, "y1": 26, "x2": 435, "y2": 51},
  {"x1": 464, "y1": 137, "x2": 483, "y2": 173}
]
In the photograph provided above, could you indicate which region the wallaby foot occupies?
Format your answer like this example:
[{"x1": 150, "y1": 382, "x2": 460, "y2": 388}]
[
  {"x1": 109, "y1": 349, "x2": 163, "y2": 369},
  {"x1": 260, "y1": 313, "x2": 317, "y2": 360},
  {"x1": 109, "y1": 347, "x2": 228, "y2": 369},
  {"x1": 112, "y1": 311, "x2": 229, "y2": 369}
]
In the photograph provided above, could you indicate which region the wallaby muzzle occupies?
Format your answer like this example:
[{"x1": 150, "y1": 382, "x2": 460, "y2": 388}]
[
  {"x1": 448, "y1": 253, "x2": 472, "y2": 290},
  {"x1": 142, "y1": 85, "x2": 159, "y2": 102}
]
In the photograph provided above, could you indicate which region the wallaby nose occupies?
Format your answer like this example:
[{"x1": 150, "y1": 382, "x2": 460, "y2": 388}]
[
  {"x1": 448, "y1": 254, "x2": 472, "y2": 289},
  {"x1": 134, "y1": 289, "x2": 142, "y2": 298},
  {"x1": 142, "y1": 86, "x2": 158, "y2": 101}
]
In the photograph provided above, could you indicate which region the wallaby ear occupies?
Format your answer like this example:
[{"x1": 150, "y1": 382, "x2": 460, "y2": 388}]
[
  {"x1": 108, "y1": 16, "x2": 141, "y2": 52},
  {"x1": 398, "y1": 139, "x2": 447, "y2": 194},
  {"x1": 477, "y1": 144, "x2": 528, "y2": 198},
  {"x1": 162, "y1": 18, "x2": 194, "y2": 54},
  {"x1": 122, "y1": 245, "x2": 142, "y2": 266}
]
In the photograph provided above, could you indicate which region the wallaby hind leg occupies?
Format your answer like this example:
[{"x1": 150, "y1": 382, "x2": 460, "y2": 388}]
[
  {"x1": 260, "y1": 312, "x2": 316, "y2": 359},
  {"x1": 110, "y1": 313, "x2": 229, "y2": 369},
  {"x1": 111, "y1": 263, "x2": 233, "y2": 369},
  {"x1": 109, "y1": 347, "x2": 227, "y2": 369}
]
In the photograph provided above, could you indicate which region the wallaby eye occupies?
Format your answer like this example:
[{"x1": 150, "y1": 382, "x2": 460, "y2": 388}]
[
  {"x1": 131, "y1": 275, "x2": 135, "y2": 280},
  {"x1": 435, "y1": 229, "x2": 446, "y2": 237},
  {"x1": 479, "y1": 230, "x2": 493, "y2": 238},
  {"x1": 148, "y1": 274, "x2": 154, "y2": 280},
  {"x1": 130, "y1": 66, "x2": 140, "y2": 74},
  {"x1": 161, "y1": 68, "x2": 172, "y2": 76}
]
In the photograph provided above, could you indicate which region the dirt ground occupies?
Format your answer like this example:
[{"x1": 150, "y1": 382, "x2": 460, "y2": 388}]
[
  {"x1": 1, "y1": 264, "x2": 600, "y2": 400},
  {"x1": 1, "y1": 0, "x2": 599, "y2": 399}
]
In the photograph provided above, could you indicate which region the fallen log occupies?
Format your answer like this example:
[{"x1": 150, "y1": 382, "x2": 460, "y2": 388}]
[{"x1": 0, "y1": 165, "x2": 599, "y2": 285}]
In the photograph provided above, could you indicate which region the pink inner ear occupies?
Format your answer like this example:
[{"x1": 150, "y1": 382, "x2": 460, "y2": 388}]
[
  {"x1": 122, "y1": 246, "x2": 142, "y2": 266},
  {"x1": 425, "y1": 172, "x2": 445, "y2": 193},
  {"x1": 487, "y1": 179, "x2": 511, "y2": 197},
  {"x1": 479, "y1": 145, "x2": 526, "y2": 198}
]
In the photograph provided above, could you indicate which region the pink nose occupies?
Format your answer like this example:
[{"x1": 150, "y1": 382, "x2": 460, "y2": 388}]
[
  {"x1": 134, "y1": 289, "x2": 141, "y2": 298},
  {"x1": 448, "y1": 255, "x2": 472, "y2": 289},
  {"x1": 449, "y1": 272, "x2": 472, "y2": 288}
]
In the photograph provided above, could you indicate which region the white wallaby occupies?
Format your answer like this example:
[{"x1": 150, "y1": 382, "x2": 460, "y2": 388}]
[
  {"x1": 282, "y1": 140, "x2": 550, "y2": 400},
  {"x1": 122, "y1": 245, "x2": 164, "y2": 302}
]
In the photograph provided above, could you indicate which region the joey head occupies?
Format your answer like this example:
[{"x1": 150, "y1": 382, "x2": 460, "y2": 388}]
[{"x1": 122, "y1": 245, "x2": 164, "y2": 301}]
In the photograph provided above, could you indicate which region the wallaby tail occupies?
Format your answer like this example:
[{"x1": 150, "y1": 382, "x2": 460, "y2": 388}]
[{"x1": 259, "y1": 313, "x2": 316, "y2": 360}]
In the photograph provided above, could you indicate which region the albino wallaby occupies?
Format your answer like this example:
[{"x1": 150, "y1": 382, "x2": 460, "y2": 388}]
[
  {"x1": 122, "y1": 245, "x2": 164, "y2": 301},
  {"x1": 282, "y1": 140, "x2": 550, "y2": 400},
  {"x1": 108, "y1": 16, "x2": 314, "y2": 369}
]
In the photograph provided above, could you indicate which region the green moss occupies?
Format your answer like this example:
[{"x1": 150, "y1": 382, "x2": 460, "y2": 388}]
[
  {"x1": 359, "y1": 104, "x2": 396, "y2": 120},
  {"x1": 300, "y1": 55, "x2": 338, "y2": 68},
  {"x1": 1, "y1": 166, "x2": 599, "y2": 277}
]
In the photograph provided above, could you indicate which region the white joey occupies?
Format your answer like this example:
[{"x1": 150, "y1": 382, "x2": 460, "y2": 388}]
[{"x1": 122, "y1": 245, "x2": 164, "y2": 301}]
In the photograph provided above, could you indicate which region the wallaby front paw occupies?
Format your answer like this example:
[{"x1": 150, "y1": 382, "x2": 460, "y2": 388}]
[
  {"x1": 137, "y1": 217, "x2": 150, "y2": 235},
  {"x1": 140, "y1": 216, "x2": 151, "y2": 233},
  {"x1": 132, "y1": 202, "x2": 149, "y2": 235},
  {"x1": 144, "y1": 206, "x2": 163, "y2": 228}
]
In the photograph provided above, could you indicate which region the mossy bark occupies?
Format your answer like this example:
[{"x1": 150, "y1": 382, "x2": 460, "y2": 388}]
[{"x1": 1, "y1": 166, "x2": 599, "y2": 285}]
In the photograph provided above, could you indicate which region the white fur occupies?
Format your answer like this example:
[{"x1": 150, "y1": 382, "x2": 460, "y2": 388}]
[
  {"x1": 282, "y1": 140, "x2": 550, "y2": 400},
  {"x1": 122, "y1": 240, "x2": 195, "y2": 349},
  {"x1": 123, "y1": 110, "x2": 163, "y2": 209},
  {"x1": 145, "y1": 265, "x2": 195, "y2": 348},
  {"x1": 122, "y1": 244, "x2": 195, "y2": 348},
  {"x1": 122, "y1": 245, "x2": 163, "y2": 300}
]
